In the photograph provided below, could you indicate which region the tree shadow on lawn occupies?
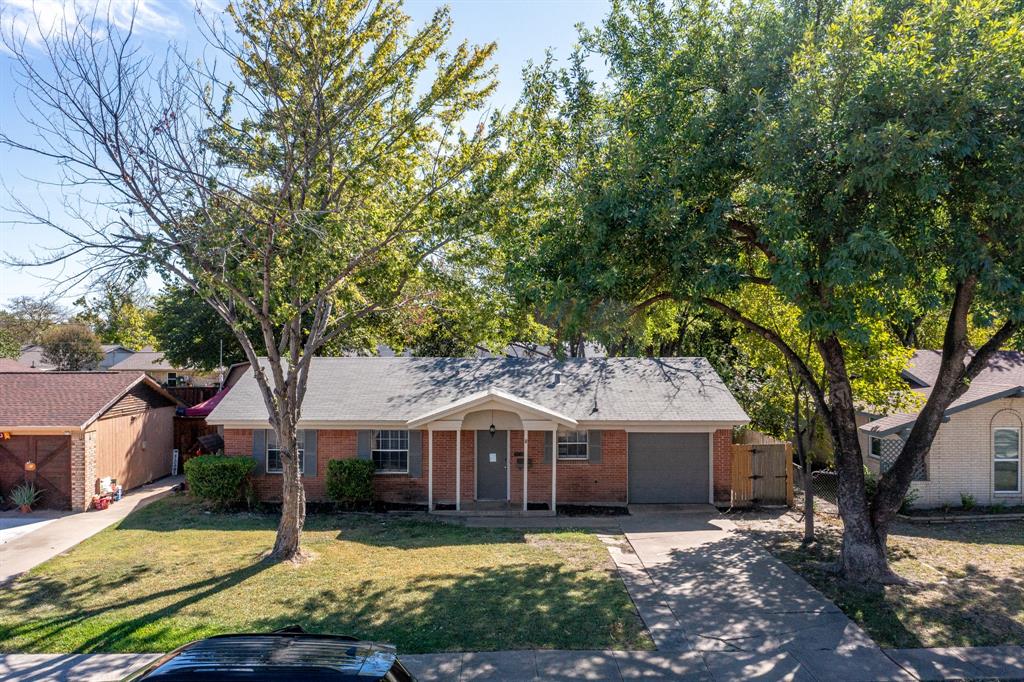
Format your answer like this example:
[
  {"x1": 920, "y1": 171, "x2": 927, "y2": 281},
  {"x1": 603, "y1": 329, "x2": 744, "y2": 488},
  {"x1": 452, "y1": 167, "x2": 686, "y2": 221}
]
[
  {"x1": 247, "y1": 562, "x2": 649, "y2": 654},
  {"x1": 1, "y1": 560, "x2": 647, "y2": 655},
  {"x1": 117, "y1": 495, "x2": 584, "y2": 550},
  {"x1": 0, "y1": 559, "x2": 274, "y2": 653},
  {"x1": 740, "y1": 524, "x2": 1024, "y2": 648}
]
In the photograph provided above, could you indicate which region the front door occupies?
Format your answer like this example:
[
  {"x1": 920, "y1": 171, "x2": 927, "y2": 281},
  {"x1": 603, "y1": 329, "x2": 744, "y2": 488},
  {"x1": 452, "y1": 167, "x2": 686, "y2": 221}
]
[{"x1": 476, "y1": 430, "x2": 508, "y2": 500}]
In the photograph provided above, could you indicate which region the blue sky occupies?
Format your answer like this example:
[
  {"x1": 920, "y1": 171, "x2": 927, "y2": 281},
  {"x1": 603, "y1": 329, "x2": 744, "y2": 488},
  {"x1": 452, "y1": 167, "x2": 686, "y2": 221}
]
[{"x1": 0, "y1": 0, "x2": 611, "y2": 304}]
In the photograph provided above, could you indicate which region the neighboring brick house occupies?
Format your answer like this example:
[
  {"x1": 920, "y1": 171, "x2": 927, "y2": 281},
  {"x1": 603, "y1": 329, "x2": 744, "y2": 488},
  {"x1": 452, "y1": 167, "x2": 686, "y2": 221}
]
[
  {"x1": 0, "y1": 372, "x2": 181, "y2": 511},
  {"x1": 207, "y1": 357, "x2": 749, "y2": 512},
  {"x1": 860, "y1": 350, "x2": 1024, "y2": 508}
]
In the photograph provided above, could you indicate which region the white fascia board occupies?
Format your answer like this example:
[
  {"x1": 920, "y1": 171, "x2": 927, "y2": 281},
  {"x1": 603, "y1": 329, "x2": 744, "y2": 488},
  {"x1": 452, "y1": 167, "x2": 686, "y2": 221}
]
[{"x1": 406, "y1": 388, "x2": 577, "y2": 429}]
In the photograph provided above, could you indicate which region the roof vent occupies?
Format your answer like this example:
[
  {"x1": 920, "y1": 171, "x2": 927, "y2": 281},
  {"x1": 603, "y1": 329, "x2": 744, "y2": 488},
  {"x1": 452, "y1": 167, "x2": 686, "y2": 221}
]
[{"x1": 552, "y1": 370, "x2": 563, "y2": 386}]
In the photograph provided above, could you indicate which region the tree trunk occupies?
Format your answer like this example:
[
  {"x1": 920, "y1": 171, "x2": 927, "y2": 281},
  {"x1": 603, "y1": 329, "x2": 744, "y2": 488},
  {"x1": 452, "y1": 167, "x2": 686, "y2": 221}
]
[
  {"x1": 792, "y1": 389, "x2": 814, "y2": 543},
  {"x1": 803, "y1": 465, "x2": 814, "y2": 543},
  {"x1": 269, "y1": 415, "x2": 306, "y2": 561},
  {"x1": 818, "y1": 335, "x2": 898, "y2": 582},
  {"x1": 272, "y1": 449, "x2": 306, "y2": 560}
]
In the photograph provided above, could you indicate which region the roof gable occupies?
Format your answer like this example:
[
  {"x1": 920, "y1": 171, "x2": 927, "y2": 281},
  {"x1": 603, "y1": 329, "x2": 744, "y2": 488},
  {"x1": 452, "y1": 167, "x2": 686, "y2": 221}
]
[{"x1": 0, "y1": 372, "x2": 180, "y2": 430}]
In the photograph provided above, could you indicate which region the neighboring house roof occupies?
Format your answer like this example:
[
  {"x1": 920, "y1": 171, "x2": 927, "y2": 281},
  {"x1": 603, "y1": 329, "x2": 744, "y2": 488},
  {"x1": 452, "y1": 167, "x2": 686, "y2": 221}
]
[
  {"x1": 862, "y1": 350, "x2": 1024, "y2": 437},
  {"x1": 18, "y1": 343, "x2": 134, "y2": 371},
  {"x1": 223, "y1": 362, "x2": 251, "y2": 389},
  {"x1": 18, "y1": 345, "x2": 53, "y2": 370},
  {"x1": 0, "y1": 372, "x2": 181, "y2": 430},
  {"x1": 0, "y1": 358, "x2": 39, "y2": 373},
  {"x1": 108, "y1": 347, "x2": 183, "y2": 373},
  {"x1": 208, "y1": 356, "x2": 750, "y2": 427}
]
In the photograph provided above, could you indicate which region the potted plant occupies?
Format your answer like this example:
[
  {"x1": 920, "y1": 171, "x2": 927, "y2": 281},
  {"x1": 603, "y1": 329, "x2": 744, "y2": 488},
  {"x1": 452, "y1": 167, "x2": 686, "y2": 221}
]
[{"x1": 10, "y1": 483, "x2": 42, "y2": 513}]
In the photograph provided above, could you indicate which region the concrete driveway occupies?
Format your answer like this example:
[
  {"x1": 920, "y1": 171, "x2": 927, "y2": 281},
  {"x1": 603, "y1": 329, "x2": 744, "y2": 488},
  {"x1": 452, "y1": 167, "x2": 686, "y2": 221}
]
[
  {"x1": 610, "y1": 508, "x2": 914, "y2": 681},
  {"x1": 0, "y1": 476, "x2": 182, "y2": 584}
]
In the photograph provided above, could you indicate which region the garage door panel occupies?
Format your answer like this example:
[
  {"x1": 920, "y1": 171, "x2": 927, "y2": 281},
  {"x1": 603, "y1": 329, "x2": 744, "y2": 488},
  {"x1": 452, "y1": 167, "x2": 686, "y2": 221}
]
[{"x1": 628, "y1": 432, "x2": 709, "y2": 504}]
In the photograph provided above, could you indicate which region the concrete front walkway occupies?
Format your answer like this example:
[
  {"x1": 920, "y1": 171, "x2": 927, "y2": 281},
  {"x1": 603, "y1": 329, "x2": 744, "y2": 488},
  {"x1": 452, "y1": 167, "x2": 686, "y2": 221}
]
[
  {"x1": 611, "y1": 509, "x2": 910, "y2": 681},
  {"x1": 0, "y1": 476, "x2": 183, "y2": 584}
]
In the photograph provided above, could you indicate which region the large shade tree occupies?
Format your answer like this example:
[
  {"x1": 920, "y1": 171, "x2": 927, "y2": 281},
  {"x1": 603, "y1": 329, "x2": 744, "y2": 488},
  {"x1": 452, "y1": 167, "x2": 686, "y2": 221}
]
[
  {"x1": 508, "y1": 0, "x2": 1023, "y2": 581},
  {"x1": 3, "y1": 0, "x2": 499, "y2": 560}
]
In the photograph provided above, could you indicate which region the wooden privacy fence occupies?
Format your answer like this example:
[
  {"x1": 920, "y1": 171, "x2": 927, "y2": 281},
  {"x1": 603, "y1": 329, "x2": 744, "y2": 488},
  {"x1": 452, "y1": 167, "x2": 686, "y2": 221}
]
[
  {"x1": 731, "y1": 443, "x2": 793, "y2": 507},
  {"x1": 166, "y1": 386, "x2": 218, "y2": 407},
  {"x1": 174, "y1": 417, "x2": 218, "y2": 460}
]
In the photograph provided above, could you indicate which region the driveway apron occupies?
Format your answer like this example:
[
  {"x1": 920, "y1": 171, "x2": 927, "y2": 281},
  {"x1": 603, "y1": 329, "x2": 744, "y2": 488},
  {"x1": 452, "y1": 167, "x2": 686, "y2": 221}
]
[{"x1": 613, "y1": 510, "x2": 914, "y2": 681}]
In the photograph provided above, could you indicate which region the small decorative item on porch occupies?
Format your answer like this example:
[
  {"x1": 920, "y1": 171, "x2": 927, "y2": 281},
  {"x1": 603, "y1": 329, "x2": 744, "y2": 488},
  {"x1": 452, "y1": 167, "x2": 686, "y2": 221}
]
[
  {"x1": 114, "y1": 484, "x2": 123, "y2": 501},
  {"x1": 93, "y1": 496, "x2": 110, "y2": 511},
  {"x1": 97, "y1": 477, "x2": 114, "y2": 495},
  {"x1": 10, "y1": 483, "x2": 42, "y2": 513}
]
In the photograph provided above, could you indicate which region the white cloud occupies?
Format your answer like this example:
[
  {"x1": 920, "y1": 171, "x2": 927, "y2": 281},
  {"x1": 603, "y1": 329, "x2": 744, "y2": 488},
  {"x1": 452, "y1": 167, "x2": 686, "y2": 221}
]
[{"x1": 3, "y1": 0, "x2": 183, "y2": 47}]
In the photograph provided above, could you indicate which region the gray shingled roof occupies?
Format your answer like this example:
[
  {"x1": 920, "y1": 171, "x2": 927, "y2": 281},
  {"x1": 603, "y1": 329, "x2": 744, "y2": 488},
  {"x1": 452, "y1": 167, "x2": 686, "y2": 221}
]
[
  {"x1": 863, "y1": 350, "x2": 1024, "y2": 436},
  {"x1": 208, "y1": 357, "x2": 749, "y2": 425}
]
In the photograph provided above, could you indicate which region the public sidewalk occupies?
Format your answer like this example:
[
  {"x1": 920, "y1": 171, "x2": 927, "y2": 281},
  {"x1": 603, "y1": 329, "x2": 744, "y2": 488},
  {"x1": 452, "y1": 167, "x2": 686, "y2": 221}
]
[
  {"x1": 0, "y1": 476, "x2": 183, "y2": 584},
  {"x1": 2, "y1": 646, "x2": 1022, "y2": 681}
]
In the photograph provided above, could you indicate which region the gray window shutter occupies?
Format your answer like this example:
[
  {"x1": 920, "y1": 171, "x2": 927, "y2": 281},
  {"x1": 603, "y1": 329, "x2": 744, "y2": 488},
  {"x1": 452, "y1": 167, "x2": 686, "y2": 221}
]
[
  {"x1": 303, "y1": 430, "x2": 317, "y2": 477},
  {"x1": 252, "y1": 429, "x2": 267, "y2": 471},
  {"x1": 408, "y1": 430, "x2": 423, "y2": 478},
  {"x1": 543, "y1": 431, "x2": 553, "y2": 464},
  {"x1": 357, "y1": 430, "x2": 372, "y2": 460},
  {"x1": 588, "y1": 430, "x2": 602, "y2": 463}
]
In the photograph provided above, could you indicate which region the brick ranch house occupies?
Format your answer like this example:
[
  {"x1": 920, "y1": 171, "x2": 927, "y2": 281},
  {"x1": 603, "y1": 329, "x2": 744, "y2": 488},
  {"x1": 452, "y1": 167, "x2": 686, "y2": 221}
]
[
  {"x1": 207, "y1": 357, "x2": 750, "y2": 511},
  {"x1": 0, "y1": 372, "x2": 180, "y2": 511},
  {"x1": 860, "y1": 350, "x2": 1024, "y2": 509}
]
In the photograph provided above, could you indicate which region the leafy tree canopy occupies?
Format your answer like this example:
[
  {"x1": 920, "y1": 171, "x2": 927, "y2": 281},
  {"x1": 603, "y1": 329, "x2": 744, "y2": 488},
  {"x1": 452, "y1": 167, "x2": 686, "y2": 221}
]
[
  {"x1": 73, "y1": 284, "x2": 156, "y2": 350},
  {"x1": 39, "y1": 323, "x2": 104, "y2": 370}
]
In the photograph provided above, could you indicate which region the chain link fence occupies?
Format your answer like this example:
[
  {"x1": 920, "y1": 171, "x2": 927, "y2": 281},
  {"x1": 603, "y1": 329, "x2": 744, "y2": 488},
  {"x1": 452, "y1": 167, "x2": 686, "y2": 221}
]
[{"x1": 794, "y1": 463, "x2": 840, "y2": 515}]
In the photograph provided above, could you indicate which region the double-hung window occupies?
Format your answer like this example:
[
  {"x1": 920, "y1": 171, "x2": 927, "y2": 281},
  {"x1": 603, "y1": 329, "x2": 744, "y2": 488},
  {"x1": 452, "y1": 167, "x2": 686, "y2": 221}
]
[
  {"x1": 869, "y1": 436, "x2": 883, "y2": 459},
  {"x1": 557, "y1": 430, "x2": 589, "y2": 460},
  {"x1": 373, "y1": 430, "x2": 409, "y2": 473},
  {"x1": 267, "y1": 430, "x2": 305, "y2": 474},
  {"x1": 993, "y1": 427, "x2": 1020, "y2": 494}
]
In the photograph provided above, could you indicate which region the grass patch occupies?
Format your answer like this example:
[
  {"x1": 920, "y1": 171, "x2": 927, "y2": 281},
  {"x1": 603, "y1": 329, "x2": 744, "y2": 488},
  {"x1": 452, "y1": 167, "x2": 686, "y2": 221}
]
[
  {"x1": 0, "y1": 495, "x2": 651, "y2": 654},
  {"x1": 739, "y1": 513, "x2": 1024, "y2": 648}
]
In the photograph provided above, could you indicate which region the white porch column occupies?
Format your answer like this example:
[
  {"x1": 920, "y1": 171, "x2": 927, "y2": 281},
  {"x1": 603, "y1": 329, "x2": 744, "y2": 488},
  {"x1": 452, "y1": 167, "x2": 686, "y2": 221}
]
[
  {"x1": 455, "y1": 428, "x2": 462, "y2": 512},
  {"x1": 551, "y1": 426, "x2": 558, "y2": 514},
  {"x1": 523, "y1": 428, "x2": 529, "y2": 511},
  {"x1": 427, "y1": 427, "x2": 434, "y2": 511}
]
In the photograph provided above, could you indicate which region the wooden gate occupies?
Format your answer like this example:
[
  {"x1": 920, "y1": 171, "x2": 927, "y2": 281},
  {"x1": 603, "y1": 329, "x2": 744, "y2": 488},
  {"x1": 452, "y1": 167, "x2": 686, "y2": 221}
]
[{"x1": 731, "y1": 443, "x2": 793, "y2": 507}]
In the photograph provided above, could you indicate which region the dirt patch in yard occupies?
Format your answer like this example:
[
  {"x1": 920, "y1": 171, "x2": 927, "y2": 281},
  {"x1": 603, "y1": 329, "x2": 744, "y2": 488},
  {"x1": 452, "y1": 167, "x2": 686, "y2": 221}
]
[{"x1": 734, "y1": 510, "x2": 1024, "y2": 648}]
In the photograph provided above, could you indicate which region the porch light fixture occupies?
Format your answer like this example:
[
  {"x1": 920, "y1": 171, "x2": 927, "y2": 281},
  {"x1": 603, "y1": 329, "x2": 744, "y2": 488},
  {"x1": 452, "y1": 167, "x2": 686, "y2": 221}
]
[{"x1": 489, "y1": 410, "x2": 496, "y2": 436}]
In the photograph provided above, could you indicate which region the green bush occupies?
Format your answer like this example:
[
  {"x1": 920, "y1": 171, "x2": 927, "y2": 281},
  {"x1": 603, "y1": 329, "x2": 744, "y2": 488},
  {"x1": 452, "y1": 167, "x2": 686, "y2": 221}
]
[
  {"x1": 326, "y1": 459, "x2": 375, "y2": 506},
  {"x1": 960, "y1": 492, "x2": 976, "y2": 511},
  {"x1": 899, "y1": 487, "x2": 920, "y2": 514},
  {"x1": 184, "y1": 454, "x2": 254, "y2": 508}
]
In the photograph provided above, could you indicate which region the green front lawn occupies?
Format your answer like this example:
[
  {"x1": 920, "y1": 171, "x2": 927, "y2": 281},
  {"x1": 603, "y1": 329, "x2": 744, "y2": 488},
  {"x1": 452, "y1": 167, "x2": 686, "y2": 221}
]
[
  {"x1": 0, "y1": 495, "x2": 650, "y2": 654},
  {"x1": 740, "y1": 513, "x2": 1024, "y2": 648}
]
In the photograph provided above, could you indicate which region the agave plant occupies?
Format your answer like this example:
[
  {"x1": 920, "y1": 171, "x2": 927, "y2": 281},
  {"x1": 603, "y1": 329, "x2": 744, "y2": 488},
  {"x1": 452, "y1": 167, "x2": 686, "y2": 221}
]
[{"x1": 10, "y1": 483, "x2": 42, "y2": 511}]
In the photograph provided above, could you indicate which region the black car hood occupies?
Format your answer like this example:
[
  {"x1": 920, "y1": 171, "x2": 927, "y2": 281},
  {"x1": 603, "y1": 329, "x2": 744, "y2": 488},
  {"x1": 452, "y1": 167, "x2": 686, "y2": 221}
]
[{"x1": 131, "y1": 633, "x2": 404, "y2": 681}]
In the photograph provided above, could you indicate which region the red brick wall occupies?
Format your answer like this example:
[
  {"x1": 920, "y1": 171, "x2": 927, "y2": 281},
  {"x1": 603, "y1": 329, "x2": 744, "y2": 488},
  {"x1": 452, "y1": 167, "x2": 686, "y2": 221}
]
[
  {"x1": 713, "y1": 428, "x2": 733, "y2": 504},
  {"x1": 223, "y1": 427, "x2": 430, "y2": 505},
  {"x1": 507, "y1": 429, "x2": 628, "y2": 507},
  {"x1": 223, "y1": 426, "x2": 731, "y2": 507}
]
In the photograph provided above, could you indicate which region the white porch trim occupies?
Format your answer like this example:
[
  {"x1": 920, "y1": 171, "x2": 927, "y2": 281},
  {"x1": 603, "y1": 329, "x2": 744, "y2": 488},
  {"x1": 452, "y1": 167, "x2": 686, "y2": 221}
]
[
  {"x1": 405, "y1": 389, "x2": 577, "y2": 429},
  {"x1": 523, "y1": 428, "x2": 529, "y2": 511},
  {"x1": 427, "y1": 427, "x2": 434, "y2": 511}
]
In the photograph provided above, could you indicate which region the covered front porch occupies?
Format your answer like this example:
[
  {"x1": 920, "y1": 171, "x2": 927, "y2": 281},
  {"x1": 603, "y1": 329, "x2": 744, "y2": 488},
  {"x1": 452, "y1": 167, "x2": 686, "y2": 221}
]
[{"x1": 407, "y1": 389, "x2": 576, "y2": 516}]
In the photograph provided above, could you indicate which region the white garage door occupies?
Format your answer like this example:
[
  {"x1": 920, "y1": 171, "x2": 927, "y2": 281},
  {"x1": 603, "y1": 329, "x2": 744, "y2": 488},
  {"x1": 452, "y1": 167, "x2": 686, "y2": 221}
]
[{"x1": 628, "y1": 433, "x2": 710, "y2": 504}]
